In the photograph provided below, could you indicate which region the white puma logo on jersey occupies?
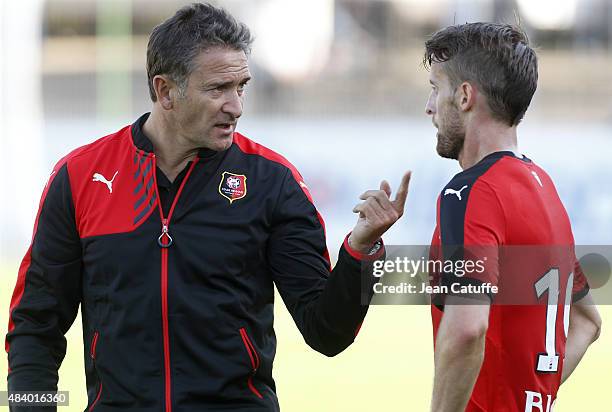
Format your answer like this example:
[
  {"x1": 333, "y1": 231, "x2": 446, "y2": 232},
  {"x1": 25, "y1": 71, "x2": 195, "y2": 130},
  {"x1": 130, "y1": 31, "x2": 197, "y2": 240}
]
[
  {"x1": 531, "y1": 171, "x2": 543, "y2": 187},
  {"x1": 92, "y1": 171, "x2": 118, "y2": 193},
  {"x1": 444, "y1": 185, "x2": 468, "y2": 200},
  {"x1": 299, "y1": 181, "x2": 308, "y2": 190}
]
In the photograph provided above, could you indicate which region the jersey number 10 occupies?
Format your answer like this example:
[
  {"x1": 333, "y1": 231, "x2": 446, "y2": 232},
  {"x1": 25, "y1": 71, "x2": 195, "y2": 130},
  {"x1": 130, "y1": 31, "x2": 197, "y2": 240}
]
[{"x1": 534, "y1": 268, "x2": 574, "y2": 373}]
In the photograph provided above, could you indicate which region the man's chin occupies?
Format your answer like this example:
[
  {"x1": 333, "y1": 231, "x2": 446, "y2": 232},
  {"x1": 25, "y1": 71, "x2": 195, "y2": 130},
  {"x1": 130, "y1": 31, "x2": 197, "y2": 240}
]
[
  {"x1": 206, "y1": 127, "x2": 234, "y2": 149},
  {"x1": 213, "y1": 134, "x2": 234, "y2": 151},
  {"x1": 436, "y1": 139, "x2": 460, "y2": 160},
  {"x1": 436, "y1": 147, "x2": 456, "y2": 160}
]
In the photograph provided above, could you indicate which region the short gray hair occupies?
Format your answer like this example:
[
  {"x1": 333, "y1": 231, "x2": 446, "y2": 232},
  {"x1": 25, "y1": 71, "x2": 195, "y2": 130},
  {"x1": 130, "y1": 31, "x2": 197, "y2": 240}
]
[{"x1": 146, "y1": 2, "x2": 253, "y2": 101}]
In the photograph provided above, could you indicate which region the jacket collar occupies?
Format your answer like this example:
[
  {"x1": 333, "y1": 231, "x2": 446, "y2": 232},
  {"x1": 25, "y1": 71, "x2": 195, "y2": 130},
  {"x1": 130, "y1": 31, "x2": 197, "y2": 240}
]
[{"x1": 131, "y1": 112, "x2": 221, "y2": 159}]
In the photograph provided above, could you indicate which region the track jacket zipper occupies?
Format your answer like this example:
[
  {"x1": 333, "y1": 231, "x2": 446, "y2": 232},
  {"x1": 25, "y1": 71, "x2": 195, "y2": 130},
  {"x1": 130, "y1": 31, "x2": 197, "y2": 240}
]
[
  {"x1": 239, "y1": 327, "x2": 263, "y2": 399},
  {"x1": 89, "y1": 330, "x2": 102, "y2": 411},
  {"x1": 152, "y1": 155, "x2": 200, "y2": 412}
]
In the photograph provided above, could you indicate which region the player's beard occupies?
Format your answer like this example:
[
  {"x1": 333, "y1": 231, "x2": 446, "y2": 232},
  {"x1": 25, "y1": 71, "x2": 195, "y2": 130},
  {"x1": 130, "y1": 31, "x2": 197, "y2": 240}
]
[{"x1": 436, "y1": 101, "x2": 465, "y2": 160}]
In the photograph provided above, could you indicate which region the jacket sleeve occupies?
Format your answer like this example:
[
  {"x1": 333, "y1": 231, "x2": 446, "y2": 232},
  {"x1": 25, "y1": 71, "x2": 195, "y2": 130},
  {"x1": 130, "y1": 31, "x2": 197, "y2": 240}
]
[
  {"x1": 268, "y1": 168, "x2": 384, "y2": 357},
  {"x1": 5, "y1": 163, "x2": 82, "y2": 410}
]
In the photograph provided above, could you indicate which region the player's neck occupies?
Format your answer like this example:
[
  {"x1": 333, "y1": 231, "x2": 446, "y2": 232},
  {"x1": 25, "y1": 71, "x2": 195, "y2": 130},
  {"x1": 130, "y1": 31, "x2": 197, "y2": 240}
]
[
  {"x1": 143, "y1": 109, "x2": 199, "y2": 182},
  {"x1": 458, "y1": 119, "x2": 518, "y2": 170}
]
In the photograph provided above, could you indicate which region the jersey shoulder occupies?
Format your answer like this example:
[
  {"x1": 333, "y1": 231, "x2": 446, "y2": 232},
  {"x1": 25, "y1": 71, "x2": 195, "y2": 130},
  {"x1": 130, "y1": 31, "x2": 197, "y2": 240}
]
[{"x1": 438, "y1": 152, "x2": 508, "y2": 245}]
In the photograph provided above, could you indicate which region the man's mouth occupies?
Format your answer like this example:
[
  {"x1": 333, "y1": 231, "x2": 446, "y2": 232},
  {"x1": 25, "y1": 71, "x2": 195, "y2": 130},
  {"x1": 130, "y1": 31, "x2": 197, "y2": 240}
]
[{"x1": 215, "y1": 122, "x2": 235, "y2": 131}]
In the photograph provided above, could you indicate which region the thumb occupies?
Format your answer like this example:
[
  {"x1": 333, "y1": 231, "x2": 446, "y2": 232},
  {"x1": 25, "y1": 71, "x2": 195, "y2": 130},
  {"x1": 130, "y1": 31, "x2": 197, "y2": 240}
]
[{"x1": 380, "y1": 180, "x2": 392, "y2": 197}]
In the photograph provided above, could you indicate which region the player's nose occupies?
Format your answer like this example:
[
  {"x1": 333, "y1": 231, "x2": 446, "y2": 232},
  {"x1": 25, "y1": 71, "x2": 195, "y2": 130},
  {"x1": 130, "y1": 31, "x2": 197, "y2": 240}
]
[{"x1": 425, "y1": 95, "x2": 435, "y2": 116}]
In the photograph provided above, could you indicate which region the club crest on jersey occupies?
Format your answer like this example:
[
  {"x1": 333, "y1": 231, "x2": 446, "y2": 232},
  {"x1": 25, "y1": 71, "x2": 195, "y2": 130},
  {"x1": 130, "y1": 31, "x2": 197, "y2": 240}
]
[{"x1": 218, "y1": 172, "x2": 247, "y2": 204}]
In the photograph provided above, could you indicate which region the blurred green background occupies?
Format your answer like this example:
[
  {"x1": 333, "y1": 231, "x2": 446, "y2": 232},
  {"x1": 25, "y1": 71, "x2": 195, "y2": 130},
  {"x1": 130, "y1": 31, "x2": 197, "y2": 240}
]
[{"x1": 2, "y1": 278, "x2": 611, "y2": 410}]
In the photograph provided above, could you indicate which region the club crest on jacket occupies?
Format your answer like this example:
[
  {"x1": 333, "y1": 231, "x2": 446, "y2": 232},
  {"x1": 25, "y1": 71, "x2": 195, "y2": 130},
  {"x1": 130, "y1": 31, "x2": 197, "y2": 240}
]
[{"x1": 218, "y1": 172, "x2": 247, "y2": 204}]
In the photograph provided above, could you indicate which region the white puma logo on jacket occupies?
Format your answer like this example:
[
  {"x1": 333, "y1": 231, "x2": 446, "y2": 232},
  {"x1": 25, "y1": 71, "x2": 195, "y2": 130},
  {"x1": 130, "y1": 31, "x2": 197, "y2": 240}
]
[{"x1": 92, "y1": 171, "x2": 119, "y2": 193}]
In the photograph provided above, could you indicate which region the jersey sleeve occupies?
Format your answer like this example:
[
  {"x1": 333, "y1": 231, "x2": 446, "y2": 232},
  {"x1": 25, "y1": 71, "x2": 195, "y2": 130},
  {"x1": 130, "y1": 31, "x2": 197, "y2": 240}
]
[{"x1": 572, "y1": 260, "x2": 591, "y2": 302}]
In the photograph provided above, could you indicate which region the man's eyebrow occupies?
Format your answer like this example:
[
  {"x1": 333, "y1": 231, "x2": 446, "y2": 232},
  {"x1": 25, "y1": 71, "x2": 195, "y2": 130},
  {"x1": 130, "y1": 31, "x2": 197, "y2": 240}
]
[
  {"x1": 429, "y1": 79, "x2": 437, "y2": 86},
  {"x1": 205, "y1": 80, "x2": 231, "y2": 88},
  {"x1": 205, "y1": 76, "x2": 252, "y2": 88}
]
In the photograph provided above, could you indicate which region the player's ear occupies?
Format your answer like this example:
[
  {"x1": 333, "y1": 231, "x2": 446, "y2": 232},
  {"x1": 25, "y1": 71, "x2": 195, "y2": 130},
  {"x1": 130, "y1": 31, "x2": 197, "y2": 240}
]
[
  {"x1": 456, "y1": 81, "x2": 475, "y2": 112},
  {"x1": 153, "y1": 75, "x2": 174, "y2": 110}
]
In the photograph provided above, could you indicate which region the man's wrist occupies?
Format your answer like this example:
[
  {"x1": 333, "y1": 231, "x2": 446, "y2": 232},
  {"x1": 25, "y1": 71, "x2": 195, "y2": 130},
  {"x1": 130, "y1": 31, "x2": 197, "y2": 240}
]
[
  {"x1": 344, "y1": 233, "x2": 384, "y2": 260},
  {"x1": 347, "y1": 235, "x2": 373, "y2": 254}
]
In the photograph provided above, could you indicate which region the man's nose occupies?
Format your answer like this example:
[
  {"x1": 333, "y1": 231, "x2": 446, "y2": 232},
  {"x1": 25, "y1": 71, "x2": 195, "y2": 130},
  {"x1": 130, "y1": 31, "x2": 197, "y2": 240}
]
[
  {"x1": 425, "y1": 100, "x2": 435, "y2": 116},
  {"x1": 222, "y1": 91, "x2": 243, "y2": 118},
  {"x1": 425, "y1": 93, "x2": 435, "y2": 116}
]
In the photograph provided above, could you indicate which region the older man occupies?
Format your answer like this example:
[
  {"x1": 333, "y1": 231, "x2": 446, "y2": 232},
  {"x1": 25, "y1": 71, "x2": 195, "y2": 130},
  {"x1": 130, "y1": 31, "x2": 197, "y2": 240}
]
[{"x1": 6, "y1": 3, "x2": 409, "y2": 411}]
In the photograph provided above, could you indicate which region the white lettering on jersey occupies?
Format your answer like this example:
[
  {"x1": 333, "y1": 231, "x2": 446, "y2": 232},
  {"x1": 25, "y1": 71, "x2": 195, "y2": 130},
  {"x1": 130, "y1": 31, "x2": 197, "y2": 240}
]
[{"x1": 525, "y1": 391, "x2": 555, "y2": 412}]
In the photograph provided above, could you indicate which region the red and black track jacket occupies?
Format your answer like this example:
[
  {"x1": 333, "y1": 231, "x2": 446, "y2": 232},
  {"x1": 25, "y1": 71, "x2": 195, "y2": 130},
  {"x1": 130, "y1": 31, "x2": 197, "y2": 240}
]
[{"x1": 6, "y1": 113, "x2": 384, "y2": 411}]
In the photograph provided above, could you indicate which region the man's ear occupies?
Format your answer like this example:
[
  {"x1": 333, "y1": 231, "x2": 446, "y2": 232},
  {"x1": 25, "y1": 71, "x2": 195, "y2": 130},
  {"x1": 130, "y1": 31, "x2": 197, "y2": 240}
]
[
  {"x1": 456, "y1": 81, "x2": 476, "y2": 112},
  {"x1": 152, "y1": 75, "x2": 175, "y2": 110}
]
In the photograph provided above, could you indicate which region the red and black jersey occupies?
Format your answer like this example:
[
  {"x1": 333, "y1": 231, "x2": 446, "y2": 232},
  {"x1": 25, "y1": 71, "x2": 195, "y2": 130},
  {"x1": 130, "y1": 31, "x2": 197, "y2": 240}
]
[
  {"x1": 430, "y1": 151, "x2": 589, "y2": 412},
  {"x1": 5, "y1": 113, "x2": 384, "y2": 412}
]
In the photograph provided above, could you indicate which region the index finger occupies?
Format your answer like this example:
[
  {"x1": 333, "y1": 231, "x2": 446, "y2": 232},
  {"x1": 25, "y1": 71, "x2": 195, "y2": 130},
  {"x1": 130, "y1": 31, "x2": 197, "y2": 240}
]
[{"x1": 392, "y1": 171, "x2": 412, "y2": 211}]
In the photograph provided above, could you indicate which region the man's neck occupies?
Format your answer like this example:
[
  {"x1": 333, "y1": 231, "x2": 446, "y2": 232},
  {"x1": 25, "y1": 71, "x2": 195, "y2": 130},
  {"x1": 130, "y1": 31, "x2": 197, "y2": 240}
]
[
  {"x1": 458, "y1": 118, "x2": 519, "y2": 170},
  {"x1": 142, "y1": 110, "x2": 200, "y2": 182}
]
